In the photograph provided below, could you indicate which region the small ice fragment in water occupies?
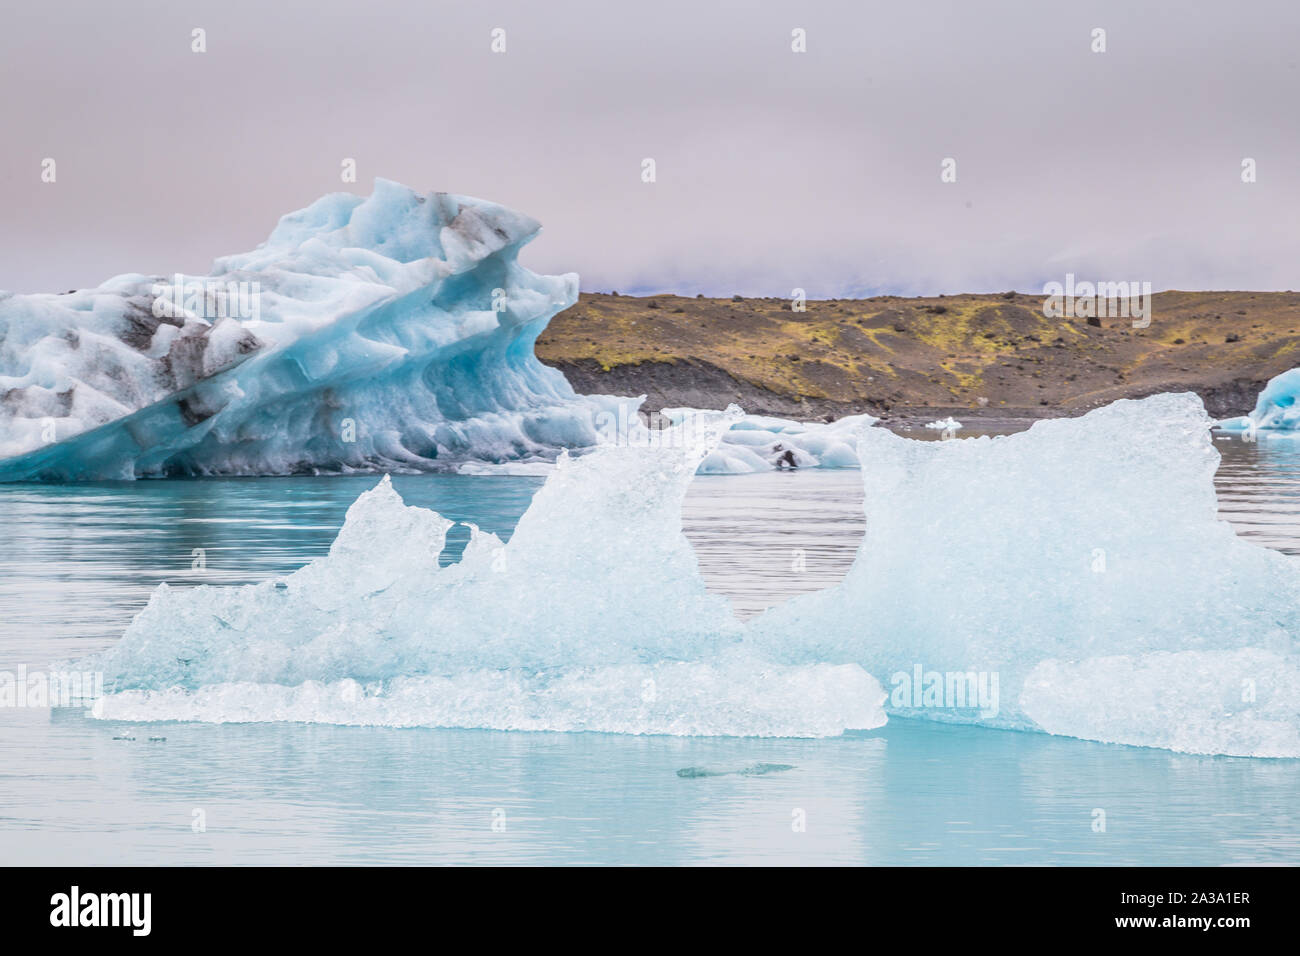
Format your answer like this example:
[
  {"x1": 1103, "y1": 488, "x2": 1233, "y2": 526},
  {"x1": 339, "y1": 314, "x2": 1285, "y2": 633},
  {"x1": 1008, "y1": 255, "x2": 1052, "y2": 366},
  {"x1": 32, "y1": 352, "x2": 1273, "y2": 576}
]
[
  {"x1": 665, "y1": 408, "x2": 875, "y2": 473},
  {"x1": 925, "y1": 416, "x2": 963, "y2": 431},
  {"x1": 1215, "y1": 366, "x2": 1300, "y2": 433}
]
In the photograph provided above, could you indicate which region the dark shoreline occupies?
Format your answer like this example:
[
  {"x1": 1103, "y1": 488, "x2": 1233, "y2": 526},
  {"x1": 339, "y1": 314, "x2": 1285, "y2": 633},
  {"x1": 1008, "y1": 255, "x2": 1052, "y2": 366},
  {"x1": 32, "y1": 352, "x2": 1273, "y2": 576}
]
[{"x1": 546, "y1": 350, "x2": 1268, "y2": 425}]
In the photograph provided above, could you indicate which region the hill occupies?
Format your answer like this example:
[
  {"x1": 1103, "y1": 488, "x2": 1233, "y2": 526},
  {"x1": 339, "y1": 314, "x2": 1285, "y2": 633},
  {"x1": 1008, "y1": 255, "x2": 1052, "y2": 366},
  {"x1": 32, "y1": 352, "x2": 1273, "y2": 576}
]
[{"x1": 536, "y1": 291, "x2": 1300, "y2": 422}]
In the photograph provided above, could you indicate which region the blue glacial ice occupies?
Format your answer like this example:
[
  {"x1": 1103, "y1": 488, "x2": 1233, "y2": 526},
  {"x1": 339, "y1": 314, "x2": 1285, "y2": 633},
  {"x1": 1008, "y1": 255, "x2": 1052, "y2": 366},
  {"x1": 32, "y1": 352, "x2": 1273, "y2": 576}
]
[
  {"x1": 1216, "y1": 367, "x2": 1300, "y2": 434},
  {"x1": 0, "y1": 179, "x2": 623, "y2": 479},
  {"x1": 1021, "y1": 649, "x2": 1300, "y2": 758},
  {"x1": 747, "y1": 392, "x2": 1300, "y2": 756},
  {"x1": 0, "y1": 178, "x2": 870, "y2": 479},
  {"x1": 84, "y1": 407, "x2": 887, "y2": 738},
  {"x1": 82, "y1": 392, "x2": 1300, "y2": 754}
]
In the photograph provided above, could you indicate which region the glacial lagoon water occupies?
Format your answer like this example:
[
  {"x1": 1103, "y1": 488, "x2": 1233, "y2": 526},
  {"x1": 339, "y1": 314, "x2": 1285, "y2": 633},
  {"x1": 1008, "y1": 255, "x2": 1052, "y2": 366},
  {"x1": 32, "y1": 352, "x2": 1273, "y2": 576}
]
[{"x1": 1, "y1": 430, "x2": 1299, "y2": 865}]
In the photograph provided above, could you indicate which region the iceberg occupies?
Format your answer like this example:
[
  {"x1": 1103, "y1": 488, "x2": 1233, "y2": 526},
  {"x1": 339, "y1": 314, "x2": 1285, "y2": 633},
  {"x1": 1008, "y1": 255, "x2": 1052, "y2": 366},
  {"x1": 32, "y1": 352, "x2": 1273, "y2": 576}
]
[
  {"x1": 83, "y1": 407, "x2": 888, "y2": 738},
  {"x1": 0, "y1": 179, "x2": 624, "y2": 480},
  {"x1": 1216, "y1": 367, "x2": 1300, "y2": 434},
  {"x1": 749, "y1": 392, "x2": 1300, "y2": 756},
  {"x1": 69, "y1": 376, "x2": 1300, "y2": 751},
  {"x1": 0, "y1": 179, "x2": 874, "y2": 480},
  {"x1": 924, "y1": 416, "x2": 962, "y2": 432},
  {"x1": 451, "y1": 405, "x2": 875, "y2": 475},
  {"x1": 661, "y1": 408, "x2": 871, "y2": 474}
]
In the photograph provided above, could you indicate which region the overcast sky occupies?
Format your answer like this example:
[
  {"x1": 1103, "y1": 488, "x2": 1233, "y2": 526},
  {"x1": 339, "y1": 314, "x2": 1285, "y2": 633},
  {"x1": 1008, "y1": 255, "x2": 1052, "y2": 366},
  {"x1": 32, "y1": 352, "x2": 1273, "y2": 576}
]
[{"x1": 1, "y1": 0, "x2": 1297, "y2": 296}]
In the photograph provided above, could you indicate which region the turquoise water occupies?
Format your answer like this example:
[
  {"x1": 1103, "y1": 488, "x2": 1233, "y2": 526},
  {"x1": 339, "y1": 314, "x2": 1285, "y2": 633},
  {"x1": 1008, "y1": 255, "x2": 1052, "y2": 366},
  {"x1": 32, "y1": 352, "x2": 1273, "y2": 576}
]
[{"x1": 2, "y1": 432, "x2": 1299, "y2": 865}]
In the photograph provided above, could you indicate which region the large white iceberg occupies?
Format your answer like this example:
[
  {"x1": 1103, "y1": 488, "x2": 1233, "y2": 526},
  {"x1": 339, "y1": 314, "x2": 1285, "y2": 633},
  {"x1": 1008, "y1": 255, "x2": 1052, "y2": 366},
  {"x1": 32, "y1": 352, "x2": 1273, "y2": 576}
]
[
  {"x1": 1216, "y1": 367, "x2": 1300, "y2": 434},
  {"x1": 749, "y1": 392, "x2": 1300, "y2": 756},
  {"x1": 84, "y1": 407, "x2": 888, "y2": 738},
  {"x1": 81, "y1": 392, "x2": 1300, "y2": 754}
]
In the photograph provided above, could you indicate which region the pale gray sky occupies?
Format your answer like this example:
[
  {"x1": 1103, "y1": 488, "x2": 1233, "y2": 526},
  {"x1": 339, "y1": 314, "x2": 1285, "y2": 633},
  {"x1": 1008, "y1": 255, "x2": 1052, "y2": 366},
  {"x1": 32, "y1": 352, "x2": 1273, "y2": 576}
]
[{"x1": 1, "y1": 0, "x2": 1297, "y2": 296}]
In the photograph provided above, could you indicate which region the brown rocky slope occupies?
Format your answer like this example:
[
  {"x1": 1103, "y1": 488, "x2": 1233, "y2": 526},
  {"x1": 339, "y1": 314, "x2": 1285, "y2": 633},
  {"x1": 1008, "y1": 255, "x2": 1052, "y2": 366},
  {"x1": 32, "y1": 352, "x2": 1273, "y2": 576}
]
[{"x1": 535, "y1": 291, "x2": 1300, "y2": 422}]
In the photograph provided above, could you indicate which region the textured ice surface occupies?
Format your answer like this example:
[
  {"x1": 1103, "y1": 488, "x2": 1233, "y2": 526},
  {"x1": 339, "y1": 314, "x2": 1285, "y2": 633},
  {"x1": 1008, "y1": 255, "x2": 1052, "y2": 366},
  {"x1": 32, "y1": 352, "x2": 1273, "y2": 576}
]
[
  {"x1": 663, "y1": 408, "x2": 872, "y2": 473},
  {"x1": 83, "y1": 407, "x2": 887, "y2": 737},
  {"x1": 1022, "y1": 649, "x2": 1300, "y2": 758},
  {"x1": 79, "y1": 391, "x2": 1300, "y2": 752},
  {"x1": 0, "y1": 179, "x2": 623, "y2": 479},
  {"x1": 749, "y1": 392, "x2": 1300, "y2": 755},
  {"x1": 1217, "y1": 367, "x2": 1300, "y2": 434},
  {"x1": 455, "y1": 408, "x2": 875, "y2": 475},
  {"x1": 91, "y1": 664, "x2": 878, "y2": 737}
]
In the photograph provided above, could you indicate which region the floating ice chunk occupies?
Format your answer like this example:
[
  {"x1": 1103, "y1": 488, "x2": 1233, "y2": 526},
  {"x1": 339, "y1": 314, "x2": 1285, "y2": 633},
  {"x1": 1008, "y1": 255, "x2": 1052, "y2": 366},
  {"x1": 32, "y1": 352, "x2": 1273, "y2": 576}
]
[
  {"x1": 1216, "y1": 416, "x2": 1252, "y2": 432},
  {"x1": 660, "y1": 407, "x2": 874, "y2": 473},
  {"x1": 1216, "y1": 367, "x2": 1300, "y2": 434},
  {"x1": 924, "y1": 416, "x2": 963, "y2": 431},
  {"x1": 80, "y1": 405, "x2": 887, "y2": 738},
  {"x1": 750, "y1": 392, "x2": 1300, "y2": 745},
  {"x1": 0, "y1": 179, "x2": 615, "y2": 479}
]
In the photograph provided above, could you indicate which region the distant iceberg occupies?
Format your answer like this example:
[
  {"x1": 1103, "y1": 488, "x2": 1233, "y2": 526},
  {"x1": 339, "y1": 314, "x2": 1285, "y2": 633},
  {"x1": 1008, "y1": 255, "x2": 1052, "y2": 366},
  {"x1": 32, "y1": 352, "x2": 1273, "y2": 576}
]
[
  {"x1": 663, "y1": 408, "x2": 870, "y2": 474},
  {"x1": 455, "y1": 404, "x2": 874, "y2": 476},
  {"x1": 924, "y1": 416, "x2": 962, "y2": 432},
  {"x1": 81, "y1": 392, "x2": 1300, "y2": 753},
  {"x1": 1216, "y1": 367, "x2": 1300, "y2": 434}
]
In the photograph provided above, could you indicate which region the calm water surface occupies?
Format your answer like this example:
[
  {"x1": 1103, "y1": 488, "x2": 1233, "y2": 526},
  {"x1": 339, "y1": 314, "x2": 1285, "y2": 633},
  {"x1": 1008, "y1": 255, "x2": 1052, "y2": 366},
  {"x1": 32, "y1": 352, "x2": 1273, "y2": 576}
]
[{"x1": 1, "y1": 430, "x2": 1297, "y2": 865}]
